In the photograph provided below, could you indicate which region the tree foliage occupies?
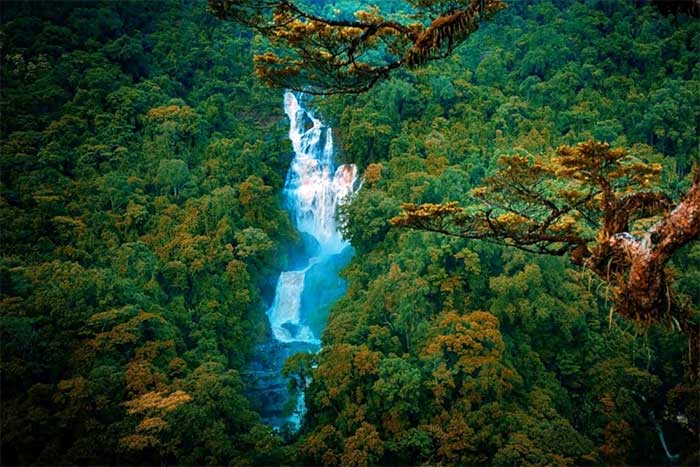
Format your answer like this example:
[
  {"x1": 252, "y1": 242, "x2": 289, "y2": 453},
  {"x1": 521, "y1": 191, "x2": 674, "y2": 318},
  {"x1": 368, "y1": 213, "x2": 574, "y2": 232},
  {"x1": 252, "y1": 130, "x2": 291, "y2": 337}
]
[
  {"x1": 208, "y1": 0, "x2": 506, "y2": 94},
  {"x1": 2, "y1": 0, "x2": 699, "y2": 465},
  {"x1": 1, "y1": 1, "x2": 293, "y2": 464},
  {"x1": 393, "y1": 141, "x2": 700, "y2": 337}
]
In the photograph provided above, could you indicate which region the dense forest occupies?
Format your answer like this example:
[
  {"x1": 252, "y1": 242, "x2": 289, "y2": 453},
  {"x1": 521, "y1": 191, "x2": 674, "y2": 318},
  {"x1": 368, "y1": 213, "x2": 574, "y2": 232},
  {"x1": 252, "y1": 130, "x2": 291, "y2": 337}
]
[{"x1": 1, "y1": 0, "x2": 698, "y2": 465}]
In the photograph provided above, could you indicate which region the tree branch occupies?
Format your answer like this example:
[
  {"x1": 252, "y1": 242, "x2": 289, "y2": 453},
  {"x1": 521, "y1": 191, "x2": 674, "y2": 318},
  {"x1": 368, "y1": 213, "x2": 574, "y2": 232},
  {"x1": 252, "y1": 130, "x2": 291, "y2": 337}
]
[{"x1": 209, "y1": 0, "x2": 506, "y2": 94}]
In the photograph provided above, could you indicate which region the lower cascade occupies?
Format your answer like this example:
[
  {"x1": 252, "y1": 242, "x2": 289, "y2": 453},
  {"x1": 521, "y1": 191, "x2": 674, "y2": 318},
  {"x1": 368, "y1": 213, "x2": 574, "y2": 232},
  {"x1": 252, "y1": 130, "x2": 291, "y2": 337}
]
[{"x1": 247, "y1": 92, "x2": 357, "y2": 428}]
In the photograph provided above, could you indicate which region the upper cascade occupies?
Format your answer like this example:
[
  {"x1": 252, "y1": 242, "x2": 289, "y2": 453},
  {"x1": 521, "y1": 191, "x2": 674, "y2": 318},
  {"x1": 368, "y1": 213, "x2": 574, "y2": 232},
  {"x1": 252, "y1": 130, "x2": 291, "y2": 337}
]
[{"x1": 283, "y1": 91, "x2": 357, "y2": 255}]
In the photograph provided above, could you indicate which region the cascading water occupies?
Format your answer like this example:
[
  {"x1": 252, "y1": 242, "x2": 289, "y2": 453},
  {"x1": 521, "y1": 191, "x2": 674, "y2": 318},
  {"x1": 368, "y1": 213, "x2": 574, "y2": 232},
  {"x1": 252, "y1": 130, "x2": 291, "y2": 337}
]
[
  {"x1": 282, "y1": 91, "x2": 356, "y2": 256},
  {"x1": 247, "y1": 92, "x2": 357, "y2": 427}
]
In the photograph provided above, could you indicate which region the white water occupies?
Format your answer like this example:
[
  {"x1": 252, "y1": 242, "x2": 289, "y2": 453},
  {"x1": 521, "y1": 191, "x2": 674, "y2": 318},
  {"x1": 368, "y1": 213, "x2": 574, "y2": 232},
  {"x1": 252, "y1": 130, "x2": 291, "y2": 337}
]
[{"x1": 266, "y1": 92, "x2": 357, "y2": 344}]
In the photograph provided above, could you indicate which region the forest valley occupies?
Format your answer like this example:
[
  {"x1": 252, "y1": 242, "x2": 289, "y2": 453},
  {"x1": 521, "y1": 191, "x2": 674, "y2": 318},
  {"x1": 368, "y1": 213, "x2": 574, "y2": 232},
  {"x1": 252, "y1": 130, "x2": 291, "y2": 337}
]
[{"x1": 1, "y1": 0, "x2": 699, "y2": 465}]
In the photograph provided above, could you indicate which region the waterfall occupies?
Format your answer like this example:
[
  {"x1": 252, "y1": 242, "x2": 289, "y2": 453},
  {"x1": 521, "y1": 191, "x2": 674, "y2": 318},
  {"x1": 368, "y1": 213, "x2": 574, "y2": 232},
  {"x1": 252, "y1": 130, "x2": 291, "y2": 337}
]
[
  {"x1": 249, "y1": 92, "x2": 356, "y2": 428},
  {"x1": 268, "y1": 268, "x2": 316, "y2": 343},
  {"x1": 266, "y1": 92, "x2": 357, "y2": 345}
]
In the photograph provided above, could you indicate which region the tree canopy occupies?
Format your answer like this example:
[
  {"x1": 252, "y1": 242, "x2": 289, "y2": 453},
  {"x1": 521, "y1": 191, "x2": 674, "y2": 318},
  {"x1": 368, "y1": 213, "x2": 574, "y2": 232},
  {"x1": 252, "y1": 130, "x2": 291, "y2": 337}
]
[
  {"x1": 393, "y1": 142, "x2": 700, "y2": 341},
  {"x1": 2, "y1": 0, "x2": 699, "y2": 465}
]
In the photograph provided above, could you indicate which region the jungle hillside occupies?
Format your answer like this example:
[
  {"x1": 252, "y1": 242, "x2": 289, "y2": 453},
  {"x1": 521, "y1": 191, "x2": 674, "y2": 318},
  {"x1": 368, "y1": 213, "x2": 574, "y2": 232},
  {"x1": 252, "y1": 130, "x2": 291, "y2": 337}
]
[{"x1": 1, "y1": 0, "x2": 699, "y2": 465}]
